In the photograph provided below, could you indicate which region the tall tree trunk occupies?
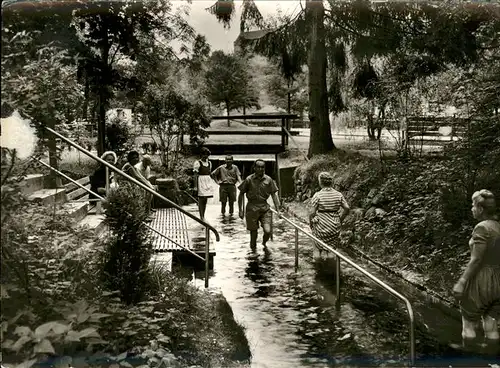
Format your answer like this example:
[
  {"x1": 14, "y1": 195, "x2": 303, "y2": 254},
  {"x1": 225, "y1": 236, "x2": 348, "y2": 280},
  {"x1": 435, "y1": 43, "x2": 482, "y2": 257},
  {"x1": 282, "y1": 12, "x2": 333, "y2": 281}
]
[
  {"x1": 82, "y1": 74, "x2": 90, "y2": 120},
  {"x1": 97, "y1": 85, "x2": 107, "y2": 156},
  {"x1": 226, "y1": 101, "x2": 231, "y2": 127},
  {"x1": 97, "y1": 30, "x2": 110, "y2": 156},
  {"x1": 306, "y1": 0, "x2": 334, "y2": 158}
]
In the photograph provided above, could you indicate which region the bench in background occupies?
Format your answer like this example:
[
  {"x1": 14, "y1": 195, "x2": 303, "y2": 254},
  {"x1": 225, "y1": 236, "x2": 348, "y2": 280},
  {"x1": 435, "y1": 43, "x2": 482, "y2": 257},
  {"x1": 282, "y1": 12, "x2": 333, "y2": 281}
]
[{"x1": 405, "y1": 117, "x2": 468, "y2": 143}]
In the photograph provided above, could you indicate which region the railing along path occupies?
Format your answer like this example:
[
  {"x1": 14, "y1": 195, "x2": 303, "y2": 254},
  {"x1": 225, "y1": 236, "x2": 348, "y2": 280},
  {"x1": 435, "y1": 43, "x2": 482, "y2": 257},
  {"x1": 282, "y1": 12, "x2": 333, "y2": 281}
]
[
  {"x1": 44, "y1": 127, "x2": 219, "y2": 287},
  {"x1": 43, "y1": 127, "x2": 415, "y2": 364},
  {"x1": 270, "y1": 209, "x2": 416, "y2": 367}
]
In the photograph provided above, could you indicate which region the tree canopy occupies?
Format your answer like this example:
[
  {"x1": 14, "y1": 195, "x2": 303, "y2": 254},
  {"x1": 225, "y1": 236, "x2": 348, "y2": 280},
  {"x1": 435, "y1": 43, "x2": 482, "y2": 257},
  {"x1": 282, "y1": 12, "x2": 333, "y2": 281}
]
[
  {"x1": 2, "y1": 0, "x2": 196, "y2": 155},
  {"x1": 208, "y1": 0, "x2": 499, "y2": 156},
  {"x1": 204, "y1": 51, "x2": 260, "y2": 126}
]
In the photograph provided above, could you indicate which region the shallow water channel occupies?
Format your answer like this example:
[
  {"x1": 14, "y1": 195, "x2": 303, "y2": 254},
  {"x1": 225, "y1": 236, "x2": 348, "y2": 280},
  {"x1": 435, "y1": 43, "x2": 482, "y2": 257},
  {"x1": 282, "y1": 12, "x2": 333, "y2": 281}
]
[{"x1": 173, "y1": 203, "x2": 498, "y2": 368}]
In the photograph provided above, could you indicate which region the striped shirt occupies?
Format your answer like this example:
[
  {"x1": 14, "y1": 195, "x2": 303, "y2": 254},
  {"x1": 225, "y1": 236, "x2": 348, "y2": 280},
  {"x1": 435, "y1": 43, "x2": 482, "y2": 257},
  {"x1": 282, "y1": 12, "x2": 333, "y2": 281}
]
[
  {"x1": 310, "y1": 187, "x2": 348, "y2": 214},
  {"x1": 310, "y1": 188, "x2": 348, "y2": 247}
]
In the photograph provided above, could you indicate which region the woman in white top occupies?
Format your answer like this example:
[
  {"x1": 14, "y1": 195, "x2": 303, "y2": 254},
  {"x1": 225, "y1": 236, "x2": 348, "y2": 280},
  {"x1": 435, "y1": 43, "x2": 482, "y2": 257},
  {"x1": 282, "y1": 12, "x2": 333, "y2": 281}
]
[{"x1": 193, "y1": 147, "x2": 214, "y2": 220}]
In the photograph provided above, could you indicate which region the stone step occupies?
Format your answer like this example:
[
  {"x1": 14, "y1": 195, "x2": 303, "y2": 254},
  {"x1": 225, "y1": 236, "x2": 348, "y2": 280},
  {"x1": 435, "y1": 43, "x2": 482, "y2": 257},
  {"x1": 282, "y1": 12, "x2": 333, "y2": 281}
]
[
  {"x1": 28, "y1": 188, "x2": 67, "y2": 206},
  {"x1": 78, "y1": 214, "x2": 108, "y2": 237},
  {"x1": 58, "y1": 202, "x2": 89, "y2": 223},
  {"x1": 19, "y1": 174, "x2": 46, "y2": 196}
]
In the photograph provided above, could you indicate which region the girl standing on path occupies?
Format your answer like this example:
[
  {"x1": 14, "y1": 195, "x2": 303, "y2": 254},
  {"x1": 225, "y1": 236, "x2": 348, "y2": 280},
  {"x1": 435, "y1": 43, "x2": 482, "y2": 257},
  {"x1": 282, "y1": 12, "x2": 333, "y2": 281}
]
[
  {"x1": 193, "y1": 147, "x2": 214, "y2": 220},
  {"x1": 453, "y1": 189, "x2": 500, "y2": 356}
]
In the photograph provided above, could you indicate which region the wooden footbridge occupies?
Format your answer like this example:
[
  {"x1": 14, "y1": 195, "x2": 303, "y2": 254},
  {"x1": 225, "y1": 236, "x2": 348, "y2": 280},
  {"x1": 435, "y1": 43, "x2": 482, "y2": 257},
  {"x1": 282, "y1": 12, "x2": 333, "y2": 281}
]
[{"x1": 182, "y1": 113, "x2": 298, "y2": 155}]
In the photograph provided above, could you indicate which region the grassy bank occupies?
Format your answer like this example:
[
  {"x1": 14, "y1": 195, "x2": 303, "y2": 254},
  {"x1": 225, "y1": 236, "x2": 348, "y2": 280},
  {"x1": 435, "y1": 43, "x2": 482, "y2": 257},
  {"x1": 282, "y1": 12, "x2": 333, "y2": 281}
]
[{"x1": 289, "y1": 145, "x2": 499, "y2": 302}]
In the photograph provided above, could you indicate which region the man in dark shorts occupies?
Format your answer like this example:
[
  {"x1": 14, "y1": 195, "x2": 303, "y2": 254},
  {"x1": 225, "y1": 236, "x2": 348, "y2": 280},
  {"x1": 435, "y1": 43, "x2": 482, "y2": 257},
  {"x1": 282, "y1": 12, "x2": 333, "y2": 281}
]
[
  {"x1": 211, "y1": 155, "x2": 242, "y2": 216},
  {"x1": 238, "y1": 159, "x2": 281, "y2": 248}
]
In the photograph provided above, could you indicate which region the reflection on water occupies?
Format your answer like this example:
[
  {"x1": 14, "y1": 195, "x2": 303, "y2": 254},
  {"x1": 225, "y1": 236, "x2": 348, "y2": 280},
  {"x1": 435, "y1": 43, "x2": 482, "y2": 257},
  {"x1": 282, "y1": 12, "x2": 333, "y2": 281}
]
[
  {"x1": 245, "y1": 247, "x2": 274, "y2": 298},
  {"x1": 183, "y1": 204, "x2": 491, "y2": 367}
]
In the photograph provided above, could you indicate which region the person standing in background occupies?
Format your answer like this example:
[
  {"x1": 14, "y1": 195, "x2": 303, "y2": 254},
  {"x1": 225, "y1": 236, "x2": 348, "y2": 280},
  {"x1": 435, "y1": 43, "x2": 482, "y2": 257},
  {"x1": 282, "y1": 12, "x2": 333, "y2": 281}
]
[
  {"x1": 211, "y1": 155, "x2": 241, "y2": 216},
  {"x1": 135, "y1": 154, "x2": 156, "y2": 212},
  {"x1": 193, "y1": 147, "x2": 214, "y2": 220}
]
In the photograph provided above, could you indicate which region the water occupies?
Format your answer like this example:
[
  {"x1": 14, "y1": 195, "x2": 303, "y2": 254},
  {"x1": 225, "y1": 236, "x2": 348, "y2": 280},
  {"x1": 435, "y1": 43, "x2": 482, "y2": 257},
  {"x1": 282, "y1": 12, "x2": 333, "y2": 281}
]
[{"x1": 181, "y1": 202, "x2": 498, "y2": 367}]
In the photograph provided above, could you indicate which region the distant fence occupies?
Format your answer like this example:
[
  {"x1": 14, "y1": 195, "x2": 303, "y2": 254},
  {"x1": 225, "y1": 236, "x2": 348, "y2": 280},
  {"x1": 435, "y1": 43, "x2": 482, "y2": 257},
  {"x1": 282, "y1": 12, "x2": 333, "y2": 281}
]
[
  {"x1": 245, "y1": 119, "x2": 309, "y2": 129},
  {"x1": 405, "y1": 116, "x2": 468, "y2": 143}
]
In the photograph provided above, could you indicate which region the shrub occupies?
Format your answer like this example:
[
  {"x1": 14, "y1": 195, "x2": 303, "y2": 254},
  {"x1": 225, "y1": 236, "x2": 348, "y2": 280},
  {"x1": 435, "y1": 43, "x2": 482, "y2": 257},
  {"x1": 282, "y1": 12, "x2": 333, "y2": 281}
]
[
  {"x1": 2, "y1": 157, "x2": 251, "y2": 367},
  {"x1": 105, "y1": 119, "x2": 135, "y2": 156},
  {"x1": 99, "y1": 182, "x2": 153, "y2": 304}
]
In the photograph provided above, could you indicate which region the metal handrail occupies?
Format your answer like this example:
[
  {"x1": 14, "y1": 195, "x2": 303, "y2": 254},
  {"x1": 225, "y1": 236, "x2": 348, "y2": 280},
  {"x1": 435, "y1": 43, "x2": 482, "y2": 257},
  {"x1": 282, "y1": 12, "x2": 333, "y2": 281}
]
[
  {"x1": 36, "y1": 159, "x2": 204, "y2": 261},
  {"x1": 45, "y1": 127, "x2": 219, "y2": 240},
  {"x1": 271, "y1": 209, "x2": 416, "y2": 367}
]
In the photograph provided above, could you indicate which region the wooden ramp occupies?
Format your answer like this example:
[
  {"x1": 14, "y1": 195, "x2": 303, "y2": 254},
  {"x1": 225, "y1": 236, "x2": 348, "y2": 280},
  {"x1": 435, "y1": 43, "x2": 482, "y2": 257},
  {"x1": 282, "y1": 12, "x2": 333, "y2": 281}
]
[
  {"x1": 183, "y1": 204, "x2": 217, "y2": 257},
  {"x1": 149, "y1": 208, "x2": 216, "y2": 258}
]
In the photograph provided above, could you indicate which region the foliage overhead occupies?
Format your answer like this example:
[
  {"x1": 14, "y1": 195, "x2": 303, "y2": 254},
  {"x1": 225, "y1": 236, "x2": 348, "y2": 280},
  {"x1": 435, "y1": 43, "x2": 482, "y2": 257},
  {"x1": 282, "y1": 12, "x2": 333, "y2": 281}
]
[
  {"x1": 325, "y1": 1, "x2": 499, "y2": 80},
  {"x1": 186, "y1": 34, "x2": 212, "y2": 73},
  {"x1": 353, "y1": 62, "x2": 379, "y2": 100},
  {"x1": 206, "y1": 0, "x2": 263, "y2": 32},
  {"x1": 235, "y1": 1, "x2": 499, "y2": 113},
  {"x1": 3, "y1": 0, "x2": 197, "y2": 155},
  {"x1": 1, "y1": 31, "x2": 84, "y2": 140}
]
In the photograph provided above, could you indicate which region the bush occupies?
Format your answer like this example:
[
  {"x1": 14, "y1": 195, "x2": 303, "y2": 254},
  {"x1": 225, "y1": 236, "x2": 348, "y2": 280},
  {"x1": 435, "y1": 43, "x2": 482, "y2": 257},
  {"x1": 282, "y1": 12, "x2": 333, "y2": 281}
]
[
  {"x1": 293, "y1": 150, "x2": 381, "y2": 204},
  {"x1": 100, "y1": 182, "x2": 153, "y2": 304},
  {"x1": 105, "y1": 119, "x2": 134, "y2": 156}
]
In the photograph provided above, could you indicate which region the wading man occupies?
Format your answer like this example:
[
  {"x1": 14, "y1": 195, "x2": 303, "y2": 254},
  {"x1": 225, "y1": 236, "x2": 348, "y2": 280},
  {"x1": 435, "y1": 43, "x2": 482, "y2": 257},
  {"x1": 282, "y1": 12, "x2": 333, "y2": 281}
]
[
  {"x1": 211, "y1": 155, "x2": 242, "y2": 216},
  {"x1": 238, "y1": 159, "x2": 281, "y2": 248}
]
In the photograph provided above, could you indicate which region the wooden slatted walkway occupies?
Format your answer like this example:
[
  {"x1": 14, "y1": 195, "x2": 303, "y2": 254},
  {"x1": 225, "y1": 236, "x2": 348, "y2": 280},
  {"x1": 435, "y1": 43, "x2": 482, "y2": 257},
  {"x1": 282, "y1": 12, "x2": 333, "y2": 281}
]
[
  {"x1": 150, "y1": 208, "x2": 190, "y2": 252},
  {"x1": 149, "y1": 208, "x2": 216, "y2": 257}
]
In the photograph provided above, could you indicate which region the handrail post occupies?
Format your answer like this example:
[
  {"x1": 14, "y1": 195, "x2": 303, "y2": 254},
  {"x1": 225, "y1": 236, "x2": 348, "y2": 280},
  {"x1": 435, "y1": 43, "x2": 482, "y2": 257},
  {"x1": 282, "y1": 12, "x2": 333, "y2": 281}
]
[
  {"x1": 270, "y1": 210, "x2": 273, "y2": 241},
  {"x1": 335, "y1": 256, "x2": 341, "y2": 310},
  {"x1": 407, "y1": 302, "x2": 416, "y2": 367},
  {"x1": 294, "y1": 227, "x2": 299, "y2": 272},
  {"x1": 205, "y1": 227, "x2": 210, "y2": 288}
]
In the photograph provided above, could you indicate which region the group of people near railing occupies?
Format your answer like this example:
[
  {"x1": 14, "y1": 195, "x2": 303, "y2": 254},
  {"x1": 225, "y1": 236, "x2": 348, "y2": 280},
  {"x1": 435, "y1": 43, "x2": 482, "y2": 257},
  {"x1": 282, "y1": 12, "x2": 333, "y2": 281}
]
[
  {"x1": 90, "y1": 146, "x2": 499, "y2": 354},
  {"x1": 89, "y1": 149, "x2": 156, "y2": 218}
]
